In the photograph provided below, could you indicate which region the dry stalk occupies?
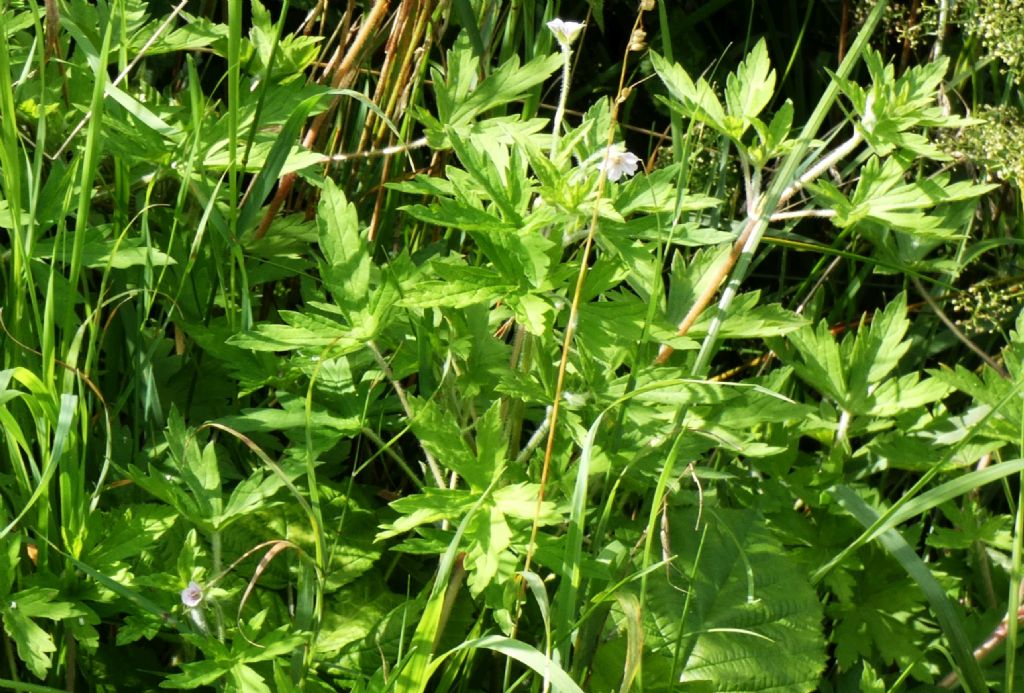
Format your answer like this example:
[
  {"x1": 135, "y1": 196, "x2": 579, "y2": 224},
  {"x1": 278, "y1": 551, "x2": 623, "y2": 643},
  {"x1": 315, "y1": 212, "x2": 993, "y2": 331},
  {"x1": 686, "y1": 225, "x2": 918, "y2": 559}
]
[{"x1": 254, "y1": 0, "x2": 393, "y2": 241}]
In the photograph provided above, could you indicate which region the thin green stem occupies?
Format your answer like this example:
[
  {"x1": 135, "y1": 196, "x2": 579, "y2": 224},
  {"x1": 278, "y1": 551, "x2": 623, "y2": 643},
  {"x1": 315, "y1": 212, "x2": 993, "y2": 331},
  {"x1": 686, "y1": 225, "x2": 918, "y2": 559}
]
[
  {"x1": 550, "y1": 44, "x2": 572, "y2": 158},
  {"x1": 1007, "y1": 470, "x2": 1023, "y2": 689}
]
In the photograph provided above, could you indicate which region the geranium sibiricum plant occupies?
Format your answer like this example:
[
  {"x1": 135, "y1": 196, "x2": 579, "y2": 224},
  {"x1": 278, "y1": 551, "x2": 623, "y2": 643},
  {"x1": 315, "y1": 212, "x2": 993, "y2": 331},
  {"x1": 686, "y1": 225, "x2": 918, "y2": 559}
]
[{"x1": 5, "y1": 0, "x2": 1023, "y2": 688}]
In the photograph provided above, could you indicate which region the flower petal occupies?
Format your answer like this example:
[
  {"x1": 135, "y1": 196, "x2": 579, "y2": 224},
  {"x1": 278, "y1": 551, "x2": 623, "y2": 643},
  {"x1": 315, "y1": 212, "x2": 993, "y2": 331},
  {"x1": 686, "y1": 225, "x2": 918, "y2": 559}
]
[
  {"x1": 547, "y1": 18, "x2": 585, "y2": 47},
  {"x1": 598, "y1": 144, "x2": 642, "y2": 182},
  {"x1": 181, "y1": 581, "x2": 203, "y2": 608}
]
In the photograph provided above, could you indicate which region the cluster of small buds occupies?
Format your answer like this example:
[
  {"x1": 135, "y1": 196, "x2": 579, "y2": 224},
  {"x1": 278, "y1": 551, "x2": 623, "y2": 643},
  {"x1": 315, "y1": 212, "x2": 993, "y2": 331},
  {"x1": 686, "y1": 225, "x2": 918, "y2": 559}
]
[
  {"x1": 951, "y1": 280, "x2": 1023, "y2": 335},
  {"x1": 941, "y1": 105, "x2": 1024, "y2": 184},
  {"x1": 628, "y1": 27, "x2": 647, "y2": 52},
  {"x1": 965, "y1": 0, "x2": 1024, "y2": 82},
  {"x1": 853, "y1": 1, "x2": 938, "y2": 51}
]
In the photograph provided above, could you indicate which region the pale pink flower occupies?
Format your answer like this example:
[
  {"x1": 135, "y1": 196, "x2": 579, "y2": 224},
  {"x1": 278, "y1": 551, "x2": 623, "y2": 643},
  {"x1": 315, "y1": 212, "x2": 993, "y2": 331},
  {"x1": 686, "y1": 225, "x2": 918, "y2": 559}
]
[
  {"x1": 599, "y1": 144, "x2": 642, "y2": 182},
  {"x1": 180, "y1": 581, "x2": 203, "y2": 608}
]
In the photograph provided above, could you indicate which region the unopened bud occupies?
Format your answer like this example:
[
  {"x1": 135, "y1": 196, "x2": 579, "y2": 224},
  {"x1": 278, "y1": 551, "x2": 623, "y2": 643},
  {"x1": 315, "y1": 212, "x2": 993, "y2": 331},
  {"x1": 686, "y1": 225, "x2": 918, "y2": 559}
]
[{"x1": 628, "y1": 28, "x2": 647, "y2": 52}]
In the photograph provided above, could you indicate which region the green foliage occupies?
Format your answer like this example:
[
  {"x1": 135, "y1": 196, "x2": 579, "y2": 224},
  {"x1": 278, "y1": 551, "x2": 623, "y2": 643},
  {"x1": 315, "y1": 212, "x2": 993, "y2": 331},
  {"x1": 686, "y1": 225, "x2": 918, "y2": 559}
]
[
  {"x1": 2, "y1": 586, "x2": 88, "y2": 680},
  {"x1": 638, "y1": 508, "x2": 825, "y2": 692},
  {"x1": 1, "y1": 0, "x2": 1022, "y2": 690}
]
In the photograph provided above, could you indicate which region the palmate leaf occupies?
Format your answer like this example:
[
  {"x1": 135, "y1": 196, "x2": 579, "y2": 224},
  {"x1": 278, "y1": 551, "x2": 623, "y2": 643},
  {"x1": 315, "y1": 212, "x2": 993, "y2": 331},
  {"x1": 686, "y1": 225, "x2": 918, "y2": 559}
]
[
  {"x1": 576, "y1": 293, "x2": 655, "y2": 366},
  {"x1": 643, "y1": 507, "x2": 825, "y2": 692},
  {"x1": 824, "y1": 157, "x2": 997, "y2": 235},
  {"x1": 401, "y1": 197, "x2": 515, "y2": 234},
  {"x1": 130, "y1": 13, "x2": 224, "y2": 55},
  {"x1": 445, "y1": 127, "x2": 524, "y2": 224},
  {"x1": 509, "y1": 293, "x2": 554, "y2": 336},
  {"x1": 407, "y1": 397, "x2": 482, "y2": 488},
  {"x1": 834, "y1": 49, "x2": 970, "y2": 157},
  {"x1": 2, "y1": 606, "x2": 56, "y2": 680},
  {"x1": 448, "y1": 52, "x2": 560, "y2": 130},
  {"x1": 724, "y1": 38, "x2": 775, "y2": 132},
  {"x1": 654, "y1": 40, "x2": 777, "y2": 143},
  {"x1": 462, "y1": 504, "x2": 514, "y2": 596},
  {"x1": 162, "y1": 627, "x2": 307, "y2": 690},
  {"x1": 845, "y1": 291, "x2": 910, "y2": 403},
  {"x1": 864, "y1": 371, "x2": 950, "y2": 418},
  {"x1": 249, "y1": 0, "x2": 321, "y2": 80},
  {"x1": 423, "y1": 33, "x2": 560, "y2": 147},
  {"x1": 831, "y1": 488, "x2": 986, "y2": 691},
  {"x1": 82, "y1": 504, "x2": 178, "y2": 569},
  {"x1": 1, "y1": 587, "x2": 85, "y2": 679},
  {"x1": 376, "y1": 489, "x2": 478, "y2": 542},
  {"x1": 708, "y1": 292, "x2": 809, "y2": 339},
  {"x1": 319, "y1": 179, "x2": 371, "y2": 315},
  {"x1": 771, "y1": 294, "x2": 922, "y2": 415},
  {"x1": 399, "y1": 269, "x2": 514, "y2": 309},
  {"x1": 771, "y1": 320, "x2": 847, "y2": 405},
  {"x1": 318, "y1": 577, "x2": 404, "y2": 658},
  {"x1": 228, "y1": 307, "x2": 368, "y2": 353},
  {"x1": 750, "y1": 100, "x2": 795, "y2": 165},
  {"x1": 229, "y1": 664, "x2": 271, "y2": 693},
  {"x1": 650, "y1": 52, "x2": 727, "y2": 135}
]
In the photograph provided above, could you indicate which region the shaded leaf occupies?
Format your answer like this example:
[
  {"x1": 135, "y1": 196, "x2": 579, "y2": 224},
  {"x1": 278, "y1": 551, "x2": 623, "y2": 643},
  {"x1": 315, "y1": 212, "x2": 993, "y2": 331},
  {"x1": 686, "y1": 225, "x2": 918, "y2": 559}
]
[{"x1": 645, "y1": 507, "x2": 825, "y2": 692}]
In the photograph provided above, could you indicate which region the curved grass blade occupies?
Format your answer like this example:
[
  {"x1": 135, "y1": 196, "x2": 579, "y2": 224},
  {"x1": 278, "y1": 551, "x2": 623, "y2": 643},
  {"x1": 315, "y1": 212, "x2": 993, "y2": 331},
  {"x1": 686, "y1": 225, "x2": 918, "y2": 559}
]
[
  {"x1": 551, "y1": 410, "x2": 602, "y2": 665},
  {"x1": 0, "y1": 394, "x2": 76, "y2": 540},
  {"x1": 880, "y1": 458, "x2": 1024, "y2": 531},
  {"x1": 429, "y1": 635, "x2": 585, "y2": 693},
  {"x1": 393, "y1": 468, "x2": 506, "y2": 693},
  {"x1": 832, "y1": 486, "x2": 986, "y2": 693}
]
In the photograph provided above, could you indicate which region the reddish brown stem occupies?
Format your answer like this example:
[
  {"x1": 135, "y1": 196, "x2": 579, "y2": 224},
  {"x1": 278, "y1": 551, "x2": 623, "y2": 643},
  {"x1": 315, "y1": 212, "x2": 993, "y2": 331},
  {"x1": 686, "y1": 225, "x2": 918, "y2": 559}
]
[
  {"x1": 939, "y1": 605, "x2": 1024, "y2": 688},
  {"x1": 253, "y1": 0, "x2": 392, "y2": 241}
]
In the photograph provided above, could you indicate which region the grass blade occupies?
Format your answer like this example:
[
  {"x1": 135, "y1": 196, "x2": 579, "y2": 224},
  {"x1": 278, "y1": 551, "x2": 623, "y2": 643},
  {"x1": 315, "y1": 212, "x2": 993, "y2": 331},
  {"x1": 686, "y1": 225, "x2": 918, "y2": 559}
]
[{"x1": 832, "y1": 486, "x2": 986, "y2": 692}]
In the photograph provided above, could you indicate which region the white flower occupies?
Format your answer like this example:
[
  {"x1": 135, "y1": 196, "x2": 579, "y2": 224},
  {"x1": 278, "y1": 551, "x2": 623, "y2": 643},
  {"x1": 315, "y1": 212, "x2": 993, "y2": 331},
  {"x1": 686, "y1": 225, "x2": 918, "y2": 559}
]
[
  {"x1": 598, "y1": 144, "x2": 642, "y2": 182},
  {"x1": 547, "y1": 19, "x2": 585, "y2": 47},
  {"x1": 180, "y1": 581, "x2": 203, "y2": 608}
]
